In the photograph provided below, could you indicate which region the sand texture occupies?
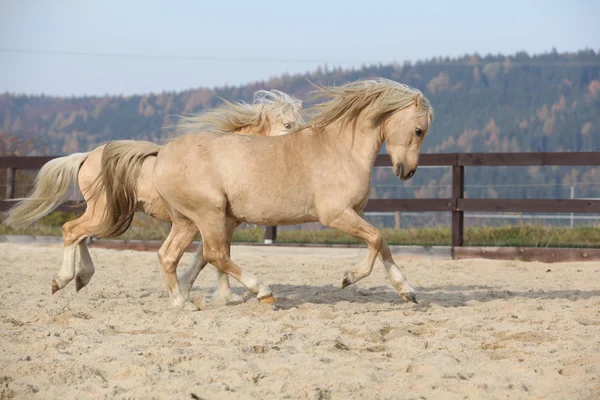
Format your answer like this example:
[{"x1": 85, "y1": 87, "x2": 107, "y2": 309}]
[{"x1": 1, "y1": 242, "x2": 599, "y2": 399}]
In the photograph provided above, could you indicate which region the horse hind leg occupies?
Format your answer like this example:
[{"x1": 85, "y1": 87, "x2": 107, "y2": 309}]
[
  {"x1": 75, "y1": 240, "x2": 95, "y2": 291},
  {"x1": 157, "y1": 214, "x2": 200, "y2": 311},
  {"x1": 177, "y1": 244, "x2": 209, "y2": 300},
  {"x1": 52, "y1": 242, "x2": 77, "y2": 294},
  {"x1": 52, "y1": 217, "x2": 91, "y2": 294},
  {"x1": 72, "y1": 195, "x2": 113, "y2": 292}
]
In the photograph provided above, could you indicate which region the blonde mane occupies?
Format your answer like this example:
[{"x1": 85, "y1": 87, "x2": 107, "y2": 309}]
[
  {"x1": 305, "y1": 78, "x2": 434, "y2": 132},
  {"x1": 175, "y1": 90, "x2": 303, "y2": 134}
]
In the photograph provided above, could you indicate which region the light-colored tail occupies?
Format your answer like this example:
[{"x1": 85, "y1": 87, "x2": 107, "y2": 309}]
[
  {"x1": 5, "y1": 152, "x2": 89, "y2": 230},
  {"x1": 91, "y1": 140, "x2": 160, "y2": 238}
]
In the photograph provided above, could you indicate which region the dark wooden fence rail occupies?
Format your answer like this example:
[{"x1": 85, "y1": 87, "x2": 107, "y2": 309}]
[
  {"x1": 2, "y1": 152, "x2": 600, "y2": 259},
  {"x1": 267, "y1": 152, "x2": 600, "y2": 250}
]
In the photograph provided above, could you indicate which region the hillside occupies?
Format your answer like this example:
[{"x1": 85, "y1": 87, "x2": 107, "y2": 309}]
[{"x1": 1, "y1": 49, "x2": 600, "y2": 202}]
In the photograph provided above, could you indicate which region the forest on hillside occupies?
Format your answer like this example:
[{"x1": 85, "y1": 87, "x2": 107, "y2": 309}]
[{"x1": 1, "y1": 49, "x2": 600, "y2": 203}]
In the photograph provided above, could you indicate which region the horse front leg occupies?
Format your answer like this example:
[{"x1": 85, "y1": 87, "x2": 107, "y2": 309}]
[
  {"x1": 357, "y1": 211, "x2": 416, "y2": 303},
  {"x1": 212, "y1": 270, "x2": 243, "y2": 304},
  {"x1": 208, "y1": 220, "x2": 243, "y2": 303},
  {"x1": 177, "y1": 240, "x2": 241, "y2": 304},
  {"x1": 201, "y1": 216, "x2": 274, "y2": 305},
  {"x1": 323, "y1": 208, "x2": 381, "y2": 286},
  {"x1": 378, "y1": 240, "x2": 417, "y2": 303},
  {"x1": 324, "y1": 208, "x2": 417, "y2": 303}
]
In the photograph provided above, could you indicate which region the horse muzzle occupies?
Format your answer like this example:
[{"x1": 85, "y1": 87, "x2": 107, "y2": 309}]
[{"x1": 393, "y1": 163, "x2": 416, "y2": 181}]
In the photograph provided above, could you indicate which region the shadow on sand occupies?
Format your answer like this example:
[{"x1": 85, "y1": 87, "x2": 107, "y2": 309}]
[{"x1": 223, "y1": 283, "x2": 600, "y2": 310}]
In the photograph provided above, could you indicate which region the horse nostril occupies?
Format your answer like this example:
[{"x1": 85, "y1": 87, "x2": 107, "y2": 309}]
[
  {"x1": 394, "y1": 163, "x2": 403, "y2": 177},
  {"x1": 406, "y1": 170, "x2": 415, "y2": 179}
]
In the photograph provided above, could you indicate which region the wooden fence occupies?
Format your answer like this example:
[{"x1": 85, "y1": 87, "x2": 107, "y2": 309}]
[{"x1": 2, "y1": 152, "x2": 600, "y2": 262}]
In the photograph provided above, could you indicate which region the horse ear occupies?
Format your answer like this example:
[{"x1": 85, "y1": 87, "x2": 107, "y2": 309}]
[{"x1": 414, "y1": 94, "x2": 421, "y2": 108}]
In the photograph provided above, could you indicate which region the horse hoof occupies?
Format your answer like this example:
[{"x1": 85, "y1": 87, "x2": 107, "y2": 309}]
[
  {"x1": 341, "y1": 271, "x2": 356, "y2": 289},
  {"x1": 212, "y1": 291, "x2": 243, "y2": 304},
  {"x1": 400, "y1": 292, "x2": 418, "y2": 304},
  {"x1": 226, "y1": 293, "x2": 244, "y2": 303},
  {"x1": 341, "y1": 276, "x2": 352, "y2": 289},
  {"x1": 180, "y1": 288, "x2": 191, "y2": 301},
  {"x1": 51, "y1": 280, "x2": 60, "y2": 295},
  {"x1": 75, "y1": 277, "x2": 84, "y2": 292},
  {"x1": 258, "y1": 294, "x2": 275, "y2": 304},
  {"x1": 181, "y1": 301, "x2": 200, "y2": 312}
]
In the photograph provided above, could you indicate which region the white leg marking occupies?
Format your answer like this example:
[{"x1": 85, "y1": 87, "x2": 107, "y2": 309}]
[
  {"x1": 382, "y1": 260, "x2": 415, "y2": 295},
  {"x1": 166, "y1": 270, "x2": 199, "y2": 311},
  {"x1": 178, "y1": 248, "x2": 208, "y2": 300},
  {"x1": 75, "y1": 241, "x2": 95, "y2": 290},
  {"x1": 54, "y1": 243, "x2": 77, "y2": 289},
  {"x1": 211, "y1": 270, "x2": 243, "y2": 303},
  {"x1": 239, "y1": 270, "x2": 271, "y2": 299}
]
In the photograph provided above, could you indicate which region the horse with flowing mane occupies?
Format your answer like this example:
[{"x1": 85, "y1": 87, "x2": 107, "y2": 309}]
[
  {"x1": 101, "y1": 78, "x2": 433, "y2": 311},
  {"x1": 5, "y1": 90, "x2": 303, "y2": 301}
]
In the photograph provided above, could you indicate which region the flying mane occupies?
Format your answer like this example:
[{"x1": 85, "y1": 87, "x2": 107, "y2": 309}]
[
  {"x1": 305, "y1": 78, "x2": 434, "y2": 133},
  {"x1": 175, "y1": 90, "x2": 303, "y2": 134}
]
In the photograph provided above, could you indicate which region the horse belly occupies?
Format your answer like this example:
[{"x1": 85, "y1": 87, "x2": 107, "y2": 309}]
[{"x1": 228, "y1": 191, "x2": 317, "y2": 226}]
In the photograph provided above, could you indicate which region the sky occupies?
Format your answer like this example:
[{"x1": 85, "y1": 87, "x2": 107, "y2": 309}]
[{"x1": 0, "y1": 0, "x2": 599, "y2": 97}]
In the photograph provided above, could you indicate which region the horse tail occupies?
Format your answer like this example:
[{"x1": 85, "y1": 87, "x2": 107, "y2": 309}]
[
  {"x1": 91, "y1": 140, "x2": 160, "y2": 238},
  {"x1": 5, "y1": 152, "x2": 89, "y2": 229}
]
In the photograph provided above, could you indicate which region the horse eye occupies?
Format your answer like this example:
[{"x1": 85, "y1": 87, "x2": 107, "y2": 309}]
[
  {"x1": 415, "y1": 127, "x2": 423, "y2": 137},
  {"x1": 284, "y1": 123, "x2": 292, "y2": 130}
]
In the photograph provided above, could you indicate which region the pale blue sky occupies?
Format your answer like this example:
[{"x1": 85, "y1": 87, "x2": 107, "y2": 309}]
[{"x1": 0, "y1": 0, "x2": 598, "y2": 96}]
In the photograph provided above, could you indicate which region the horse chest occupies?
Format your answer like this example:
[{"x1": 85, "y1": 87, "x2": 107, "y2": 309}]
[{"x1": 320, "y1": 169, "x2": 370, "y2": 206}]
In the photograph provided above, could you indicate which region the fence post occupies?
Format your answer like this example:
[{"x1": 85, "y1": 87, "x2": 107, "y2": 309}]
[
  {"x1": 570, "y1": 185, "x2": 575, "y2": 229},
  {"x1": 264, "y1": 226, "x2": 277, "y2": 244},
  {"x1": 451, "y1": 164, "x2": 464, "y2": 256},
  {"x1": 5, "y1": 168, "x2": 15, "y2": 199}
]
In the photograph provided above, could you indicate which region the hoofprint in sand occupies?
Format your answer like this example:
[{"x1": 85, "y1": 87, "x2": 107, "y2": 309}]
[{"x1": 1, "y1": 243, "x2": 598, "y2": 399}]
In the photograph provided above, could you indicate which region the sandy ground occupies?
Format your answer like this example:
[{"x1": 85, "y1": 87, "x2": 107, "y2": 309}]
[{"x1": 0, "y1": 242, "x2": 599, "y2": 400}]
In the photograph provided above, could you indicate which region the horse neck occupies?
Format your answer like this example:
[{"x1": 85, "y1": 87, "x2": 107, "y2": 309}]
[{"x1": 322, "y1": 116, "x2": 384, "y2": 169}]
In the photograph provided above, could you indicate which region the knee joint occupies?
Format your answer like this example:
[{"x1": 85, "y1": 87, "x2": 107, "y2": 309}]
[
  {"x1": 203, "y1": 247, "x2": 228, "y2": 265},
  {"x1": 62, "y1": 222, "x2": 79, "y2": 245},
  {"x1": 369, "y1": 232, "x2": 382, "y2": 251},
  {"x1": 158, "y1": 251, "x2": 180, "y2": 273}
]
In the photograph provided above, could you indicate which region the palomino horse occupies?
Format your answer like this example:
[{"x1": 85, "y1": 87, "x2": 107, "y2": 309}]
[
  {"x1": 5, "y1": 90, "x2": 303, "y2": 302},
  {"x1": 99, "y1": 78, "x2": 434, "y2": 311}
]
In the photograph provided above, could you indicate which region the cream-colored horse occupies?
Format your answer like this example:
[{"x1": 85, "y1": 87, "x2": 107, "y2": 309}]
[
  {"x1": 5, "y1": 90, "x2": 303, "y2": 301},
  {"x1": 100, "y1": 78, "x2": 434, "y2": 311}
]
